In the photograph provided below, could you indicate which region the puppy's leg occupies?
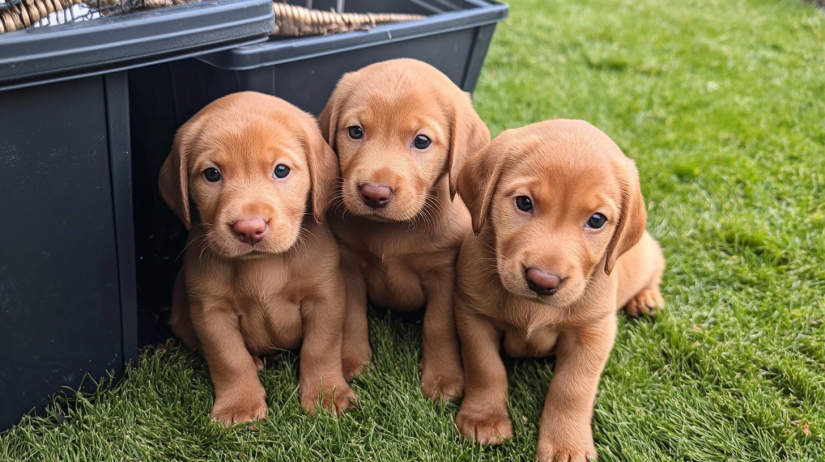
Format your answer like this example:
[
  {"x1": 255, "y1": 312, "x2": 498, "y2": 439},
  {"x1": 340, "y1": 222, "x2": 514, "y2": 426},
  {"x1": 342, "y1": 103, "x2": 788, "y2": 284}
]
[
  {"x1": 625, "y1": 275, "x2": 665, "y2": 318},
  {"x1": 536, "y1": 315, "x2": 616, "y2": 462},
  {"x1": 299, "y1": 290, "x2": 357, "y2": 415},
  {"x1": 420, "y1": 271, "x2": 464, "y2": 401},
  {"x1": 455, "y1": 307, "x2": 511, "y2": 444},
  {"x1": 620, "y1": 232, "x2": 666, "y2": 318},
  {"x1": 170, "y1": 270, "x2": 200, "y2": 350},
  {"x1": 193, "y1": 307, "x2": 267, "y2": 427},
  {"x1": 340, "y1": 249, "x2": 371, "y2": 380}
]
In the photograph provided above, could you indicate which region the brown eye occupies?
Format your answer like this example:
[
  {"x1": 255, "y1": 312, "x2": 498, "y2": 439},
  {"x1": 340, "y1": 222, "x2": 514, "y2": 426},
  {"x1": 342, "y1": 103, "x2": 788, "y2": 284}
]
[
  {"x1": 586, "y1": 213, "x2": 606, "y2": 229},
  {"x1": 204, "y1": 168, "x2": 221, "y2": 182},
  {"x1": 515, "y1": 196, "x2": 533, "y2": 212},
  {"x1": 413, "y1": 135, "x2": 431, "y2": 150},
  {"x1": 348, "y1": 126, "x2": 363, "y2": 139}
]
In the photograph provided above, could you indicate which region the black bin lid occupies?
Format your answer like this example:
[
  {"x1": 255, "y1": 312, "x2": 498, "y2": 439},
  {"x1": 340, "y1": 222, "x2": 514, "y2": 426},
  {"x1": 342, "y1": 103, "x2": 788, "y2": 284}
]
[
  {"x1": 197, "y1": 0, "x2": 508, "y2": 71},
  {"x1": 0, "y1": 0, "x2": 275, "y2": 90}
]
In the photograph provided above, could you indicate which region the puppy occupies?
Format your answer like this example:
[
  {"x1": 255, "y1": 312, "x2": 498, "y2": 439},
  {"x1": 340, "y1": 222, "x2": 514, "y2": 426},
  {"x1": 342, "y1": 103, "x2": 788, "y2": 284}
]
[
  {"x1": 318, "y1": 59, "x2": 490, "y2": 400},
  {"x1": 453, "y1": 120, "x2": 665, "y2": 460},
  {"x1": 159, "y1": 92, "x2": 355, "y2": 427}
]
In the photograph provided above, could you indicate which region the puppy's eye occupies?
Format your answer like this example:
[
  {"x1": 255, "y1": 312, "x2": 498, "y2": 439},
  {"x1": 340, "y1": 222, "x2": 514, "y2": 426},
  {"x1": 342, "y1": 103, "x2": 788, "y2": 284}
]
[
  {"x1": 413, "y1": 135, "x2": 431, "y2": 150},
  {"x1": 273, "y1": 164, "x2": 290, "y2": 179},
  {"x1": 204, "y1": 168, "x2": 221, "y2": 182},
  {"x1": 515, "y1": 196, "x2": 533, "y2": 212},
  {"x1": 348, "y1": 126, "x2": 363, "y2": 139},
  {"x1": 586, "y1": 213, "x2": 607, "y2": 229}
]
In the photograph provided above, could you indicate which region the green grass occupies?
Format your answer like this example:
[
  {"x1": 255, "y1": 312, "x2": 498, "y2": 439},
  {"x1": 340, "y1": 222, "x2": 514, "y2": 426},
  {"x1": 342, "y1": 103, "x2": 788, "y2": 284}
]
[{"x1": 3, "y1": 0, "x2": 825, "y2": 460}]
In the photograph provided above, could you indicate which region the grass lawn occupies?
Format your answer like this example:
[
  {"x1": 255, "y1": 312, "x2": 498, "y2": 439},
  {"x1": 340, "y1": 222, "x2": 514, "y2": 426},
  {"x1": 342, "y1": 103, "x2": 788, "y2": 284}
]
[{"x1": 3, "y1": 0, "x2": 825, "y2": 460}]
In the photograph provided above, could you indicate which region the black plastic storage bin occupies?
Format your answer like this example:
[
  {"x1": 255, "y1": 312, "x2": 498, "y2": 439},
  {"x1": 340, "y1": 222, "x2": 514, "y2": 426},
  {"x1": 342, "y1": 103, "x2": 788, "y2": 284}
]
[
  {"x1": 128, "y1": 0, "x2": 508, "y2": 345},
  {"x1": 0, "y1": 0, "x2": 274, "y2": 431}
]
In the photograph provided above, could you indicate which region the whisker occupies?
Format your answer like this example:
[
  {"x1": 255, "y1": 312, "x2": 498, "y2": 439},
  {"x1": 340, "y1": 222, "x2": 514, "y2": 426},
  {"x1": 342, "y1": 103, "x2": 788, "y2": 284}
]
[{"x1": 175, "y1": 234, "x2": 202, "y2": 263}]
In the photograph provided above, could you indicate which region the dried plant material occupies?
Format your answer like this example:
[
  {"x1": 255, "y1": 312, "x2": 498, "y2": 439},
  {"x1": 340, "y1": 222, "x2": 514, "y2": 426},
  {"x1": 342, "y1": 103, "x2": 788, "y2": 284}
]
[
  {"x1": 35, "y1": 1, "x2": 48, "y2": 19},
  {"x1": 25, "y1": 3, "x2": 40, "y2": 23},
  {"x1": 790, "y1": 419, "x2": 812, "y2": 437},
  {"x1": 0, "y1": 0, "x2": 425, "y2": 35},
  {"x1": 18, "y1": 3, "x2": 31, "y2": 26},
  {"x1": 272, "y1": 2, "x2": 424, "y2": 36},
  {"x1": 2, "y1": 14, "x2": 13, "y2": 31},
  {"x1": 0, "y1": 0, "x2": 76, "y2": 33}
]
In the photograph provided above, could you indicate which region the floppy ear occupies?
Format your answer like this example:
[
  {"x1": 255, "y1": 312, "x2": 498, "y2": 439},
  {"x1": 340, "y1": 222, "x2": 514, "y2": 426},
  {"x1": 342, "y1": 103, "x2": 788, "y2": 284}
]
[
  {"x1": 303, "y1": 117, "x2": 340, "y2": 223},
  {"x1": 456, "y1": 141, "x2": 505, "y2": 235},
  {"x1": 159, "y1": 121, "x2": 198, "y2": 229},
  {"x1": 448, "y1": 93, "x2": 491, "y2": 200},
  {"x1": 318, "y1": 72, "x2": 354, "y2": 152},
  {"x1": 317, "y1": 97, "x2": 339, "y2": 152},
  {"x1": 604, "y1": 160, "x2": 647, "y2": 275}
]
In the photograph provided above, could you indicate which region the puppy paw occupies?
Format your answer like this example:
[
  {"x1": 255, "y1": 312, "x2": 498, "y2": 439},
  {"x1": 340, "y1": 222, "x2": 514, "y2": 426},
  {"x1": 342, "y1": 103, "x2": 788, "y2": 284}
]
[
  {"x1": 456, "y1": 408, "x2": 513, "y2": 445},
  {"x1": 211, "y1": 385, "x2": 267, "y2": 428},
  {"x1": 624, "y1": 287, "x2": 665, "y2": 318},
  {"x1": 300, "y1": 379, "x2": 357, "y2": 416},
  {"x1": 537, "y1": 420, "x2": 597, "y2": 462},
  {"x1": 420, "y1": 363, "x2": 464, "y2": 402},
  {"x1": 536, "y1": 441, "x2": 597, "y2": 462},
  {"x1": 342, "y1": 343, "x2": 372, "y2": 381},
  {"x1": 253, "y1": 356, "x2": 264, "y2": 372}
]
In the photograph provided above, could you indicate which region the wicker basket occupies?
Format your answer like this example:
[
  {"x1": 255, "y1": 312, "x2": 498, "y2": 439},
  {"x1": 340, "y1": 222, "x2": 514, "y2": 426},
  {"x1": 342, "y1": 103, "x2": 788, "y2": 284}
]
[
  {"x1": 271, "y1": 3, "x2": 423, "y2": 36},
  {"x1": 1, "y1": 0, "x2": 424, "y2": 35}
]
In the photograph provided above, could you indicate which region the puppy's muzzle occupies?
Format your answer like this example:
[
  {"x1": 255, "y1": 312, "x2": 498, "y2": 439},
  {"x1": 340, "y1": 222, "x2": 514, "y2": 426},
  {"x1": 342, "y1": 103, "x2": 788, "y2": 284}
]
[
  {"x1": 525, "y1": 267, "x2": 562, "y2": 296},
  {"x1": 359, "y1": 183, "x2": 394, "y2": 209},
  {"x1": 232, "y1": 217, "x2": 269, "y2": 245}
]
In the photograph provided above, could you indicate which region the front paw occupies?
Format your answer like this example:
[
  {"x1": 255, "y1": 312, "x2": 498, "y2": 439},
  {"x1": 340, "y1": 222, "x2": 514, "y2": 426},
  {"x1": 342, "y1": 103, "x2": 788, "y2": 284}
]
[
  {"x1": 211, "y1": 384, "x2": 267, "y2": 428},
  {"x1": 537, "y1": 424, "x2": 597, "y2": 462},
  {"x1": 342, "y1": 341, "x2": 372, "y2": 381},
  {"x1": 456, "y1": 407, "x2": 513, "y2": 445},
  {"x1": 420, "y1": 361, "x2": 464, "y2": 402},
  {"x1": 537, "y1": 442, "x2": 597, "y2": 462},
  {"x1": 300, "y1": 378, "x2": 357, "y2": 416}
]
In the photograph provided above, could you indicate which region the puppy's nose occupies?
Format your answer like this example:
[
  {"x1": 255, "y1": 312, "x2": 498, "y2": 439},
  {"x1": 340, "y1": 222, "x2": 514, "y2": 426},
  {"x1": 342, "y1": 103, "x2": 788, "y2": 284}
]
[
  {"x1": 359, "y1": 183, "x2": 393, "y2": 208},
  {"x1": 525, "y1": 268, "x2": 562, "y2": 296},
  {"x1": 232, "y1": 218, "x2": 268, "y2": 245}
]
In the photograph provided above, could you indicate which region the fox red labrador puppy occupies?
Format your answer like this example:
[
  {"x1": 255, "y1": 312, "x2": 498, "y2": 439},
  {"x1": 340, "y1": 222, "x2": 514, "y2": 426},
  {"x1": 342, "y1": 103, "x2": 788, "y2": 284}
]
[
  {"x1": 159, "y1": 92, "x2": 355, "y2": 427},
  {"x1": 454, "y1": 120, "x2": 665, "y2": 460},
  {"x1": 318, "y1": 59, "x2": 490, "y2": 400}
]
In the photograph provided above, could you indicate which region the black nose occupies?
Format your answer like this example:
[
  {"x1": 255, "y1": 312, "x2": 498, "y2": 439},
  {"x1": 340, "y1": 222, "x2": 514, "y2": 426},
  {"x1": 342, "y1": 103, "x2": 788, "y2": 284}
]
[
  {"x1": 360, "y1": 183, "x2": 393, "y2": 208},
  {"x1": 525, "y1": 267, "x2": 561, "y2": 295}
]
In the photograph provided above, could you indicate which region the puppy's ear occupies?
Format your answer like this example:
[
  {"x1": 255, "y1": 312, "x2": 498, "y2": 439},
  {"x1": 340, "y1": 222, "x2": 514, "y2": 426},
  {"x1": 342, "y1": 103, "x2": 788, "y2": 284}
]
[
  {"x1": 448, "y1": 93, "x2": 491, "y2": 200},
  {"x1": 159, "y1": 120, "x2": 199, "y2": 229},
  {"x1": 318, "y1": 73, "x2": 353, "y2": 152},
  {"x1": 317, "y1": 99, "x2": 339, "y2": 152},
  {"x1": 303, "y1": 116, "x2": 340, "y2": 223},
  {"x1": 456, "y1": 141, "x2": 505, "y2": 234},
  {"x1": 604, "y1": 160, "x2": 647, "y2": 275}
]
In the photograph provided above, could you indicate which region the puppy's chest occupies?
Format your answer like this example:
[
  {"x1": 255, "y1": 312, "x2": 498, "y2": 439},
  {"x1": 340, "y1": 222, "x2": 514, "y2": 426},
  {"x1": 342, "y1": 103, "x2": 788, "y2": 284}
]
[
  {"x1": 337, "y1": 222, "x2": 459, "y2": 311},
  {"x1": 500, "y1": 323, "x2": 560, "y2": 358},
  {"x1": 230, "y1": 262, "x2": 303, "y2": 354},
  {"x1": 361, "y1": 253, "x2": 426, "y2": 311}
]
